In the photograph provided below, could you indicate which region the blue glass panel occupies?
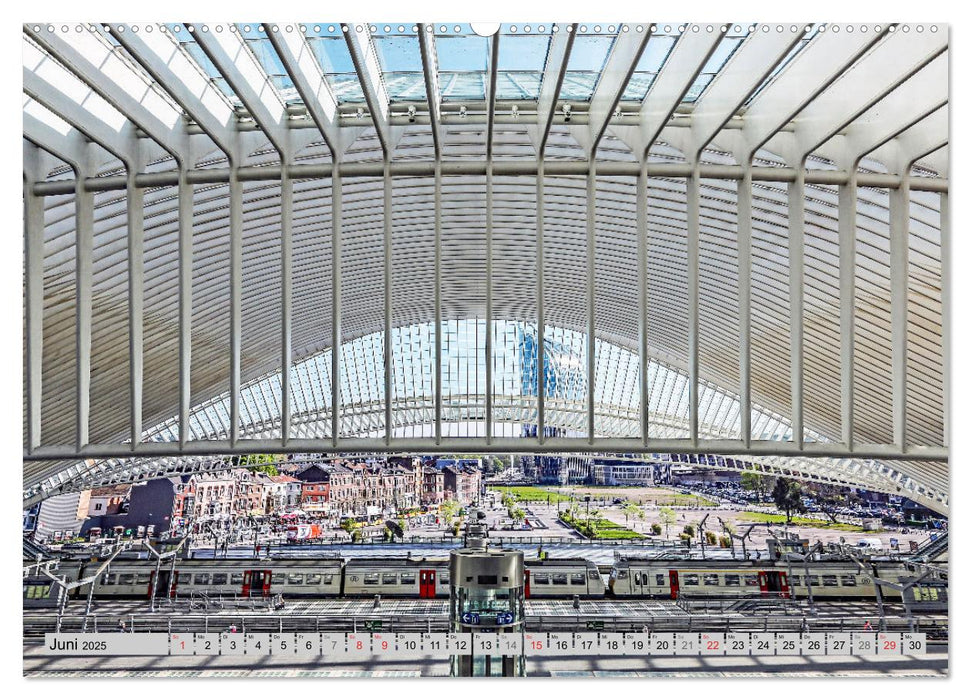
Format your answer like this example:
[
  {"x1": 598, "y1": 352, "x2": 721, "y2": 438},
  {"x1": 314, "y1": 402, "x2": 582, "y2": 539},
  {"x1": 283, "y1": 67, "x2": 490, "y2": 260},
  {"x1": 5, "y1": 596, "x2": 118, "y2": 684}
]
[
  {"x1": 700, "y1": 36, "x2": 743, "y2": 74},
  {"x1": 440, "y1": 72, "x2": 486, "y2": 101},
  {"x1": 497, "y1": 35, "x2": 551, "y2": 71},
  {"x1": 559, "y1": 72, "x2": 601, "y2": 101},
  {"x1": 495, "y1": 71, "x2": 543, "y2": 100},
  {"x1": 309, "y1": 37, "x2": 355, "y2": 74},
  {"x1": 565, "y1": 35, "x2": 615, "y2": 72},
  {"x1": 372, "y1": 35, "x2": 422, "y2": 72},
  {"x1": 683, "y1": 74, "x2": 715, "y2": 103},
  {"x1": 382, "y1": 72, "x2": 427, "y2": 101},
  {"x1": 436, "y1": 35, "x2": 489, "y2": 72},
  {"x1": 636, "y1": 36, "x2": 677, "y2": 73}
]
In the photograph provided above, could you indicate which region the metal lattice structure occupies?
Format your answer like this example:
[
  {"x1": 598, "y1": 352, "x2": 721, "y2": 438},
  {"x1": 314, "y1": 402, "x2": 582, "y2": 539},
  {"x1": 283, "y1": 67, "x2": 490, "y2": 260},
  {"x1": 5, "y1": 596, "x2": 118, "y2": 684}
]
[{"x1": 22, "y1": 22, "x2": 948, "y2": 512}]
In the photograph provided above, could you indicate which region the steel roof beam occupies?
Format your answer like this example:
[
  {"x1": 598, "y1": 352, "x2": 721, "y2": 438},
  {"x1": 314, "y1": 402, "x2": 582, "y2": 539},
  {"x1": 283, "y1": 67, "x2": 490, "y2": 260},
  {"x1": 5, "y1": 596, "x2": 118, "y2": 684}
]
[
  {"x1": 417, "y1": 24, "x2": 443, "y2": 157},
  {"x1": 344, "y1": 24, "x2": 404, "y2": 157},
  {"x1": 528, "y1": 23, "x2": 576, "y2": 157}
]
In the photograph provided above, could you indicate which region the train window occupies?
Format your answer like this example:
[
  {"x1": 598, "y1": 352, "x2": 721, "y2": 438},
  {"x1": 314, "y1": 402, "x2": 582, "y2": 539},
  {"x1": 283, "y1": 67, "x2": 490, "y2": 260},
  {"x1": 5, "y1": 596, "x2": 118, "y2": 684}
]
[
  {"x1": 791, "y1": 575, "x2": 801, "y2": 586},
  {"x1": 440, "y1": 572, "x2": 449, "y2": 584},
  {"x1": 634, "y1": 572, "x2": 641, "y2": 585},
  {"x1": 478, "y1": 575, "x2": 498, "y2": 585},
  {"x1": 552, "y1": 573, "x2": 568, "y2": 585},
  {"x1": 25, "y1": 585, "x2": 51, "y2": 599},
  {"x1": 382, "y1": 573, "x2": 397, "y2": 585},
  {"x1": 100, "y1": 573, "x2": 116, "y2": 586},
  {"x1": 194, "y1": 573, "x2": 210, "y2": 586},
  {"x1": 616, "y1": 570, "x2": 628, "y2": 579},
  {"x1": 725, "y1": 574, "x2": 740, "y2": 586},
  {"x1": 656, "y1": 574, "x2": 665, "y2": 586},
  {"x1": 683, "y1": 574, "x2": 699, "y2": 586},
  {"x1": 533, "y1": 574, "x2": 549, "y2": 585},
  {"x1": 211, "y1": 574, "x2": 228, "y2": 586},
  {"x1": 306, "y1": 574, "x2": 322, "y2": 585},
  {"x1": 588, "y1": 570, "x2": 599, "y2": 580},
  {"x1": 840, "y1": 575, "x2": 856, "y2": 587},
  {"x1": 364, "y1": 573, "x2": 379, "y2": 585},
  {"x1": 822, "y1": 575, "x2": 838, "y2": 587},
  {"x1": 288, "y1": 574, "x2": 304, "y2": 585},
  {"x1": 231, "y1": 573, "x2": 244, "y2": 585},
  {"x1": 119, "y1": 573, "x2": 135, "y2": 585},
  {"x1": 322, "y1": 574, "x2": 334, "y2": 585},
  {"x1": 807, "y1": 575, "x2": 820, "y2": 586},
  {"x1": 744, "y1": 574, "x2": 758, "y2": 586},
  {"x1": 703, "y1": 574, "x2": 719, "y2": 586},
  {"x1": 136, "y1": 574, "x2": 151, "y2": 585},
  {"x1": 400, "y1": 572, "x2": 416, "y2": 584},
  {"x1": 272, "y1": 572, "x2": 287, "y2": 584},
  {"x1": 572, "y1": 573, "x2": 586, "y2": 585},
  {"x1": 177, "y1": 573, "x2": 191, "y2": 585}
]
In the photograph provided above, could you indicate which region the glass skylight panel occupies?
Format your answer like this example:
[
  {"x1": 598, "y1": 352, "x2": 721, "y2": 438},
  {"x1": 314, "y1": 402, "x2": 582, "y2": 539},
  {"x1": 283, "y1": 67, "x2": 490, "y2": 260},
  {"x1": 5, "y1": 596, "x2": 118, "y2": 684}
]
[
  {"x1": 435, "y1": 28, "x2": 490, "y2": 101},
  {"x1": 236, "y1": 24, "x2": 301, "y2": 105},
  {"x1": 560, "y1": 33, "x2": 617, "y2": 101},
  {"x1": 682, "y1": 27, "x2": 750, "y2": 103},
  {"x1": 163, "y1": 24, "x2": 241, "y2": 107},
  {"x1": 496, "y1": 30, "x2": 552, "y2": 100},
  {"x1": 371, "y1": 29, "x2": 426, "y2": 103},
  {"x1": 744, "y1": 24, "x2": 823, "y2": 106},
  {"x1": 621, "y1": 34, "x2": 678, "y2": 101},
  {"x1": 305, "y1": 27, "x2": 365, "y2": 103}
]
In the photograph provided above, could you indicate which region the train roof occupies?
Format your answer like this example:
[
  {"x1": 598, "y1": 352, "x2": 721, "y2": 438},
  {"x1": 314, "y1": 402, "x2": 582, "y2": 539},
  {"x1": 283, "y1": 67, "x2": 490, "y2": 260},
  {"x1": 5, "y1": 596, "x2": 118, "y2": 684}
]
[
  {"x1": 523, "y1": 558, "x2": 598, "y2": 567},
  {"x1": 344, "y1": 556, "x2": 449, "y2": 567}
]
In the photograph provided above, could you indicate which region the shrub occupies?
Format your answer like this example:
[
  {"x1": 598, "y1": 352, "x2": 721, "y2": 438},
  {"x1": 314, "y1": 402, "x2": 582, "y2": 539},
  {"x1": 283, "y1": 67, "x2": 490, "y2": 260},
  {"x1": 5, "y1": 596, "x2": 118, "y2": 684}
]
[
  {"x1": 705, "y1": 530, "x2": 717, "y2": 545},
  {"x1": 718, "y1": 535, "x2": 732, "y2": 548},
  {"x1": 650, "y1": 523, "x2": 662, "y2": 536},
  {"x1": 683, "y1": 524, "x2": 696, "y2": 538}
]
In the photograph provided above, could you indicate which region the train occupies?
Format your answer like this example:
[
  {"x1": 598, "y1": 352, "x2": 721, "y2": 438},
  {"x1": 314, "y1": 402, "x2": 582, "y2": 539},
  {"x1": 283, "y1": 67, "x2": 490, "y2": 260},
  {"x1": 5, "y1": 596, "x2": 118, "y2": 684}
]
[{"x1": 24, "y1": 550, "x2": 940, "y2": 608}]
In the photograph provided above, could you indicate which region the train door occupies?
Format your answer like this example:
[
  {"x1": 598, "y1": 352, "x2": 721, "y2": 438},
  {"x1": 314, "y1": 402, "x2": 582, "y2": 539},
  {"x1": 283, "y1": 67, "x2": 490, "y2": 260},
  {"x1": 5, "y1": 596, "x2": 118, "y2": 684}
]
[
  {"x1": 243, "y1": 569, "x2": 271, "y2": 597},
  {"x1": 524, "y1": 569, "x2": 530, "y2": 598},
  {"x1": 149, "y1": 570, "x2": 172, "y2": 599},
  {"x1": 758, "y1": 570, "x2": 786, "y2": 596},
  {"x1": 419, "y1": 569, "x2": 436, "y2": 598},
  {"x1": 668, "y1": 570, "x2": 679, "y2": 599},
  {"x1": 633, "y1": 570, "x2": 643, "y2": 596}
]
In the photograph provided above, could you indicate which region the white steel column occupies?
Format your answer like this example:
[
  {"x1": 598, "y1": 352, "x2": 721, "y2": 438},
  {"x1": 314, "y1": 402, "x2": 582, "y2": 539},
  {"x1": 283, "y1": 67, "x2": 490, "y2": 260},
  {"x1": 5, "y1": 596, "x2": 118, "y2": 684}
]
[
  {"x1": 940, "y1": 192, "x2": 949, "y2": 448},
  {"x1": 485, "y1": 162, "x2": 494, "y2": 444},
  {"x1": 738, "y1": 170, "x2": 753, "y2": 447},
  {"x1": 384, "y1": 158, "x2": 393, "y2": 444},
  {"x1": 788, "y1": 168, "x2": 806, "y2": 448},
  {"x1": 586, "y1": 164, "x2": 597, "y2": 442},
  {"x1": 229, "y1": 172, "x2": 243, "y2": 446},
  {"x1": 24, "y1": 169, "x2": 44, "y2": 452},
  {"x1": 434, "y1": 162, "x2": 443, "y2": 444},
  {"x1": 127, "y1": 152, "x2": 145, "y2": 447},
  {"x1": 536, "y1": 162, "x2": 547, "y2": 443},
  {"x1": 637, "y1": 158, "x2": 649, "y2": 444},
  {"x1": 280, "y1": 167, "x2": 293, "y2": 445},
  {"x1": 686, "y1": 166, "x2": 700, "y2": 445},
  {"x1": 331, "y1": 164, "x2": 342, "y2": 443},
  {"x1": 75, "y1": 165, "x2": 93, "y2": 451},
  {"x1": 889, "y1": 175, "x2": 911, "y2": 450},
  {"x1": 177, "y1": 168, "x2": 192, "y2": 447},
  {"x1": 838, "y1": 175, "x2": 858, "y2": 448}
]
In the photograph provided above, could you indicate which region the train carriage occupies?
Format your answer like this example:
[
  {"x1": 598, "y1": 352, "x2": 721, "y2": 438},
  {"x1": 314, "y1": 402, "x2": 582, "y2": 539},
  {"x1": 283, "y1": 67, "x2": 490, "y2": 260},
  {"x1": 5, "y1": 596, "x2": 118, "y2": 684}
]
[
  {"x1": 343, "y1": 556, "x2": 450, "y2": 598},
  {"x1": 524, "y1": 558, "x2": 605, "y2": 598}
]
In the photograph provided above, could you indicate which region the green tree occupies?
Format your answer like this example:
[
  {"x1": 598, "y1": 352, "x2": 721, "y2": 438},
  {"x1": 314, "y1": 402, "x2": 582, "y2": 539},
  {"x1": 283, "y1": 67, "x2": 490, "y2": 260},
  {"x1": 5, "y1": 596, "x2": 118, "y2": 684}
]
[
  {"x1": 441, "y1": 499, "x2": 460, "y2": 527},
  {"x1": 621, "y1": 502, "x2": 642, "y2": 527},
  {"x1": 650, "y1": 523, "x2": 662, "y2": 536},
  {"x1": 683, "y1": 524, "x2": 696, "y2": 538},
  {"x1": 659, "y1": 507, "x2": 677, "y2": 538},
  {"x1": 740, "y1": 471, "x2": 770, "y2": 501},
  {"x1": 771, "y1": 477, "x2": 808, "y2": 524}
]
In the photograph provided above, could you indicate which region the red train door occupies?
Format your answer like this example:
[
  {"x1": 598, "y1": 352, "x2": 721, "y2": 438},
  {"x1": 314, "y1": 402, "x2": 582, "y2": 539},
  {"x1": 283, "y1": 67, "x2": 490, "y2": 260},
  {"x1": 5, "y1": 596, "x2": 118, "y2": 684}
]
[
  {"x1": 758, "y1": 571, "x2": 768, "y2": 594},
  {"x1": 668, "y1": 570, "x2": 679, "y2": 599},
  {"x1": 242, "y1": 570, "x2": 252, "y2": 597},
  {"x1": 260, "y1": 569, "x2": 272, "y2": 597},
  {"x1": 524, "y1": 569, "x2": 530, "y2": 598},
  {"x1": 243, "y1": 569, "x2": 271, "y2": 597},
  {"x1": 779, "y1": 572, "x2": 790, "y2": 598},
  {"x1": 419, "y1": 569, "x2": 436, "y2": 598}
]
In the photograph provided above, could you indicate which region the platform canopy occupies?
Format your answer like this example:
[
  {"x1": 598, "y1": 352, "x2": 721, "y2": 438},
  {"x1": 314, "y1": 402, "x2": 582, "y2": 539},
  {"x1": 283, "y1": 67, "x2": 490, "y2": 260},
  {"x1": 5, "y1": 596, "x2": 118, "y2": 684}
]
[{"x1": 22, "y1": 23, "x2": 948, "y2": 512}]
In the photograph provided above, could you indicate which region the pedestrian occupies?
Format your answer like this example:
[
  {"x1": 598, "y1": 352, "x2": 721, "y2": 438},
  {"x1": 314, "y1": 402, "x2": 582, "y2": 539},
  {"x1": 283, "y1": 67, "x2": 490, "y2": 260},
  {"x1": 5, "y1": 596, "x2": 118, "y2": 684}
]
[
  {"x1": 863, "y1": 620, "x2": 873, "y2": 631},
  {"x1": 118, "y1": 619, "x2": 127, "y2": 633}
]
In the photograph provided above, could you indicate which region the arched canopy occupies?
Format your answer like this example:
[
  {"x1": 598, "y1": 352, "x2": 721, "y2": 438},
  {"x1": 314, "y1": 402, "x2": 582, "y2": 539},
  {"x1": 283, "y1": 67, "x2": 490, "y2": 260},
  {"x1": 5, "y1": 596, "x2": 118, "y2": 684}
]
[{"x1": 22, "y1": 22, "x2": 948, "y2": 512}]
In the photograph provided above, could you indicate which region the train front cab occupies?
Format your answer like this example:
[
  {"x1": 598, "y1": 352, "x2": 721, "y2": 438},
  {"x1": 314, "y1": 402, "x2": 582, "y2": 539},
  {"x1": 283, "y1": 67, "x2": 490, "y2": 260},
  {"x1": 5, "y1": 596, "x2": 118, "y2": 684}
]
[
  {"x1": 758, "y1": 570, "x2": 790, "y2": 598},
  {"x1": 242, "y1": 569, "x2": 272, "y2": 597}
]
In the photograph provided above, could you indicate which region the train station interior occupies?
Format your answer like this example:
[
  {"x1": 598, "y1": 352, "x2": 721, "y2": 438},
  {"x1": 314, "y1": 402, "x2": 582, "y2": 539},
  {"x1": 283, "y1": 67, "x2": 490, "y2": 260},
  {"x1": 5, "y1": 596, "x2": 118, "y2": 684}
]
[{"x1": 18, "y1": 13, "x2": 952, "y2": 682}]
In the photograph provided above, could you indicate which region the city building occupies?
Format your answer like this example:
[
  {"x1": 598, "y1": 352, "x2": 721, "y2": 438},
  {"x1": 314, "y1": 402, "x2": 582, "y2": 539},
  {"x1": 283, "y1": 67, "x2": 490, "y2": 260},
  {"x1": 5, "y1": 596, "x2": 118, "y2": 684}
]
[{"x1": 86, "y1": 484, "x2": 131, "y2": 517}]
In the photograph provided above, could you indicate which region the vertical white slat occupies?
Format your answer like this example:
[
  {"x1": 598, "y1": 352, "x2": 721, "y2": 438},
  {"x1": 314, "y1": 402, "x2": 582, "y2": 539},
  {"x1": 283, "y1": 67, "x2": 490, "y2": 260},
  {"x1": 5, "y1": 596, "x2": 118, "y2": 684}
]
[
  {"x1": 889, "y1": 175, "x2": 911, "y2": 451},
  {"x1": 637, "y1": 158, "x2": 649, "y2": 445},
  {"x1": 940, "y1": 192, "x2": 949, "y2": 448},
  {"x1": 384, "y1": 159, "x2": 393, "y2": 444},
  {"x1": 331, "y1": 165, "x2": 342, "y2": 445},
  {"x1": 788, "y1": 169, "x2": 805, "y2": 448},
  {"x1": 280, "y1": 169, "x2": 293, "y2": 445},
  {"x1": 536, "y1": 162, "x2": 546, "y2": 444},
  {"x1": 127, "y1": 164, "x2": 144, "y2": 447},
  {"x1": 486, "y1": 162, "x2": 494, "y2": 444},
  {"x1": 587, "y1": 164, "x2": 597, "y2": 443},
  {"x1": 25, "y1": 174, "x2": 45, "y2": 452},
  {"x1": 229, "y1": 172, "x2": 243, "y2": 446},
  {"x1": 75, "y1": 172, "x2": 93, "y2": 451},
  {"x1": 738, "y1": 170, "x2": 753, "y2": 447},
  {"x1": 686, "y1": 168, "x2": 700, "y2": 446},
  {"x1": 177, "y1": 168, "x2": 192, "y2": 447},
  {"x1": 838, "y1": 175, "x2": 857, "y2": 448},
  {"x1": 434, "y1": 162, "x2": 443, "y2": 444}
]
